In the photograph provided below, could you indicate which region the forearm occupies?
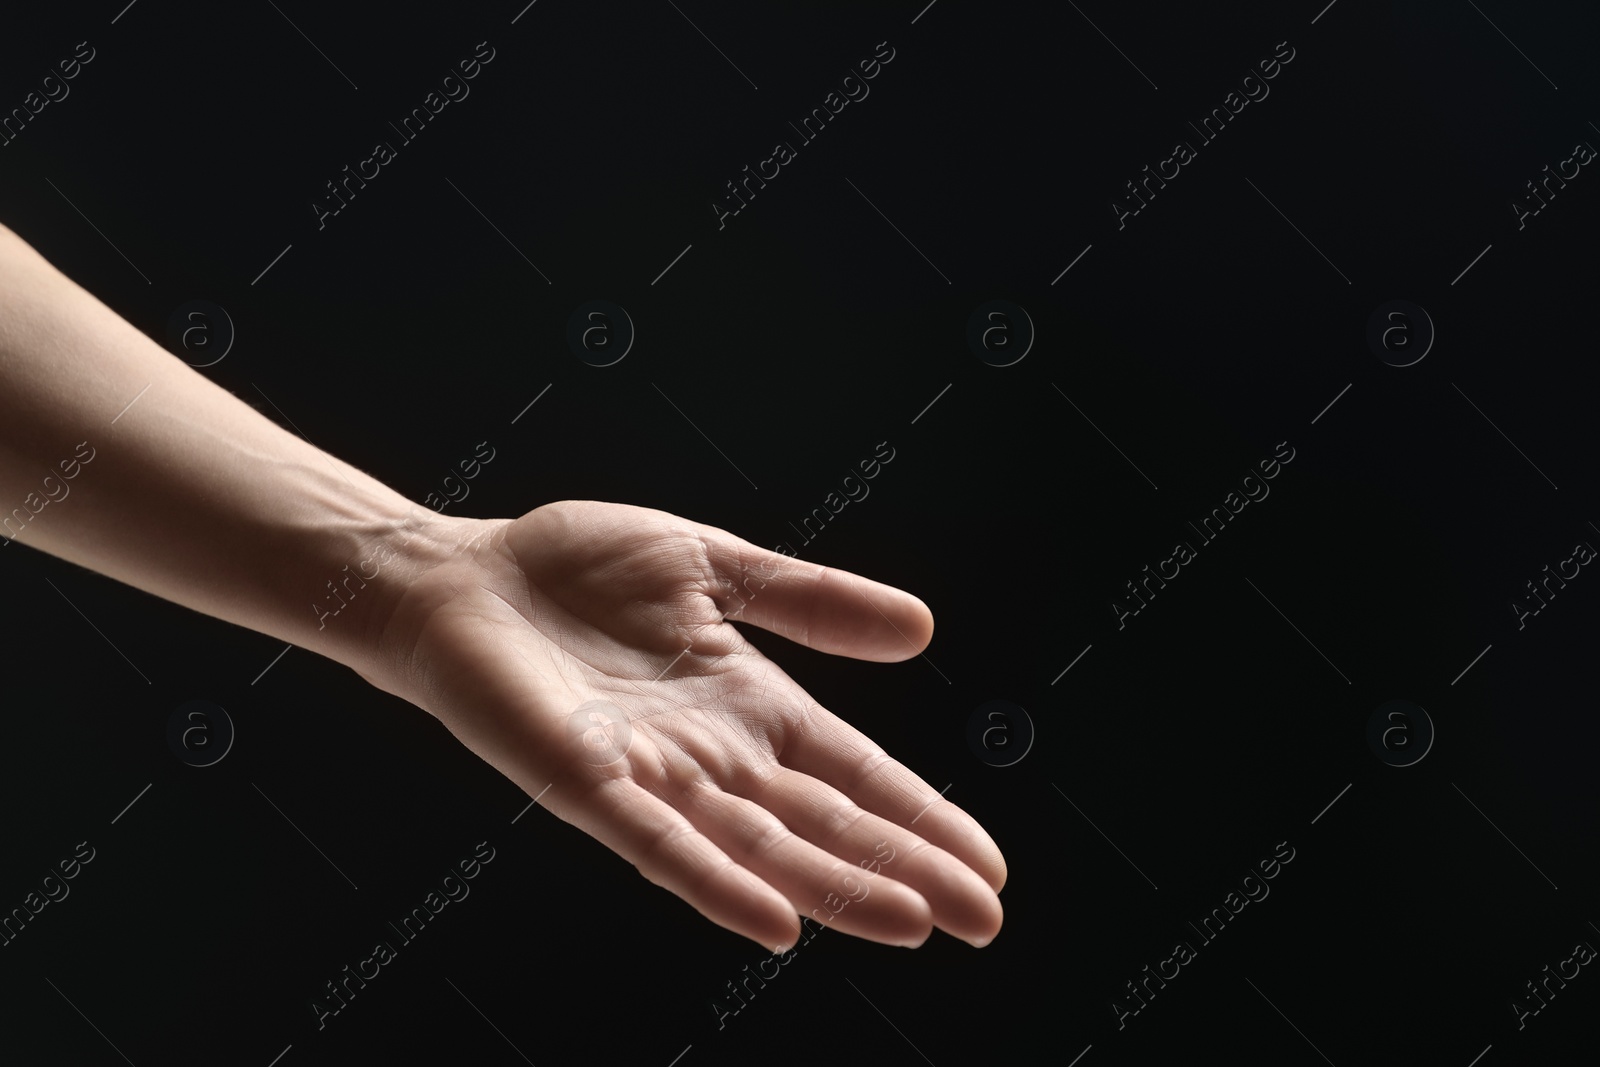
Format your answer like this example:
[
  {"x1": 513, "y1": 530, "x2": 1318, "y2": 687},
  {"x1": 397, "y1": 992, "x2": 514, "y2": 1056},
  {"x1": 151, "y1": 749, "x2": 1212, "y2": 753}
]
[{"x1": 0, "y1": 223, "x2": 462, "y2": 678}]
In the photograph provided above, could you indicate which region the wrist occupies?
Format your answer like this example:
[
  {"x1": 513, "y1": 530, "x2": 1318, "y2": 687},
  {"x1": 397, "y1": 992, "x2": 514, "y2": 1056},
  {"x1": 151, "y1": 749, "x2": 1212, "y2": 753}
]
[{"x1": 277, "y1": 493, "x2": 497, "y2": 686}]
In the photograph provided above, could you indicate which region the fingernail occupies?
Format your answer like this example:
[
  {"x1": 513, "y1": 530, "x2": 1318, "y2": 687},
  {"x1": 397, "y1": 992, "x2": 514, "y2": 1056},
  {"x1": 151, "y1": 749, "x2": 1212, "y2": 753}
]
[{"x1": 967, "y1": 934, "x2": 991, "y2": 948}]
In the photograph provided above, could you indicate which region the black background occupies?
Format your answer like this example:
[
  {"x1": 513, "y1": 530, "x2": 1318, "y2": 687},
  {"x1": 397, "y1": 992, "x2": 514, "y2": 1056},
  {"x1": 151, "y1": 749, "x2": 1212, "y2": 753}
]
[{"x1": 1, "y1": 1, "x2": 1597, "y2": 1064}]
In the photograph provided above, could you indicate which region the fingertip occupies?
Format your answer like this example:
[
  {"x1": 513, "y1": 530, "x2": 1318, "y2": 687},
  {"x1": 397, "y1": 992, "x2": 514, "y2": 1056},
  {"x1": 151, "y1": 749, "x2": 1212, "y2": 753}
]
[
  {"x1": 960, "y1": 891, "x2": 1002, "y2": 948},
  {"x1": 924, "y1": 806, "x2": 1007, "y2": 894},
  {"x1": 899, "y1": 925, "x2": 933, "y2": 949},
  {"x1": 905, "y1": 593, "x2": 935, "y2": 654},
  {"x1": 718, "y1": 868, "x2": 808, "y2": 953},
  {"x1": 902, "y1": 889, "x2": 936, "y2": 949},
  {"x1": 893, "y1": 918, "x2": 934, "y2": 949},
  {"x1": 954, "y1": 811, "x2": 1007, "y2": 893},
  {"x1": 868, "y1": 586, "x2": 934, "y2": 663},
  {"x1": 986, "y1": 847, "x2": 1008, "y2": 894}
]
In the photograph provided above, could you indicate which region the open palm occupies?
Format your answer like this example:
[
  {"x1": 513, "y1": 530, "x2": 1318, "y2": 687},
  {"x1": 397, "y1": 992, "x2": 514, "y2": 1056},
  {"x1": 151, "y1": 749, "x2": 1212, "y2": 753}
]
[{"x1": 370, "y1": 499, "x2": 1005, "y2": 952}]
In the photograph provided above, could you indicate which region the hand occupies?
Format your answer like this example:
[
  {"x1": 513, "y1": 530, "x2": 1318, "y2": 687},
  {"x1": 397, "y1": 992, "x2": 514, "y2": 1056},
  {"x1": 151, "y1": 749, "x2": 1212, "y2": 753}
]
[{"x1": 365, "y1": 499, "x2": 1005, "y2": 951}]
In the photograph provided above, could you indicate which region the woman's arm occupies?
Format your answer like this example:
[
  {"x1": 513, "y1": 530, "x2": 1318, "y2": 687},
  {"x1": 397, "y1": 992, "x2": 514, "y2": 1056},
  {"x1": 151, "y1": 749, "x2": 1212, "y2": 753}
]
[
  {"x1": 0, "y1": 222, "x2": 467, "y2": 679},
  {"x1": 0, "y1": 222, "x2": 1005, "y2": 952}
]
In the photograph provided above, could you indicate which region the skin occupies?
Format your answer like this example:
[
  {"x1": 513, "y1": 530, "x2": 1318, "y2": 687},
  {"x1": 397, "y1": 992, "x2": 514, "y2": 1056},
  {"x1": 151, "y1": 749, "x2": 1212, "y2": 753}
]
[{"x1": 0, "y1": 222, "x2": 1005, "y2": 953}]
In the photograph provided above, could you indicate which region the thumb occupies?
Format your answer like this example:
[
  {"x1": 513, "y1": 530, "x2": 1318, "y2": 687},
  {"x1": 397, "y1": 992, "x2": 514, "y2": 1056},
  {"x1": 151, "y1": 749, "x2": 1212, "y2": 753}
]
[{"x1": 695, "y1": 523, "x2": 934, "y2": 662}]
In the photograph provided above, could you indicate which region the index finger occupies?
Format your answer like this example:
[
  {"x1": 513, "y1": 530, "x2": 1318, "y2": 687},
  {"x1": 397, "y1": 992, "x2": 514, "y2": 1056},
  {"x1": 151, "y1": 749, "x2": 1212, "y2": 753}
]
[{"x1": 779, "y1": 701, "x2": 1007, "y2": 895}]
